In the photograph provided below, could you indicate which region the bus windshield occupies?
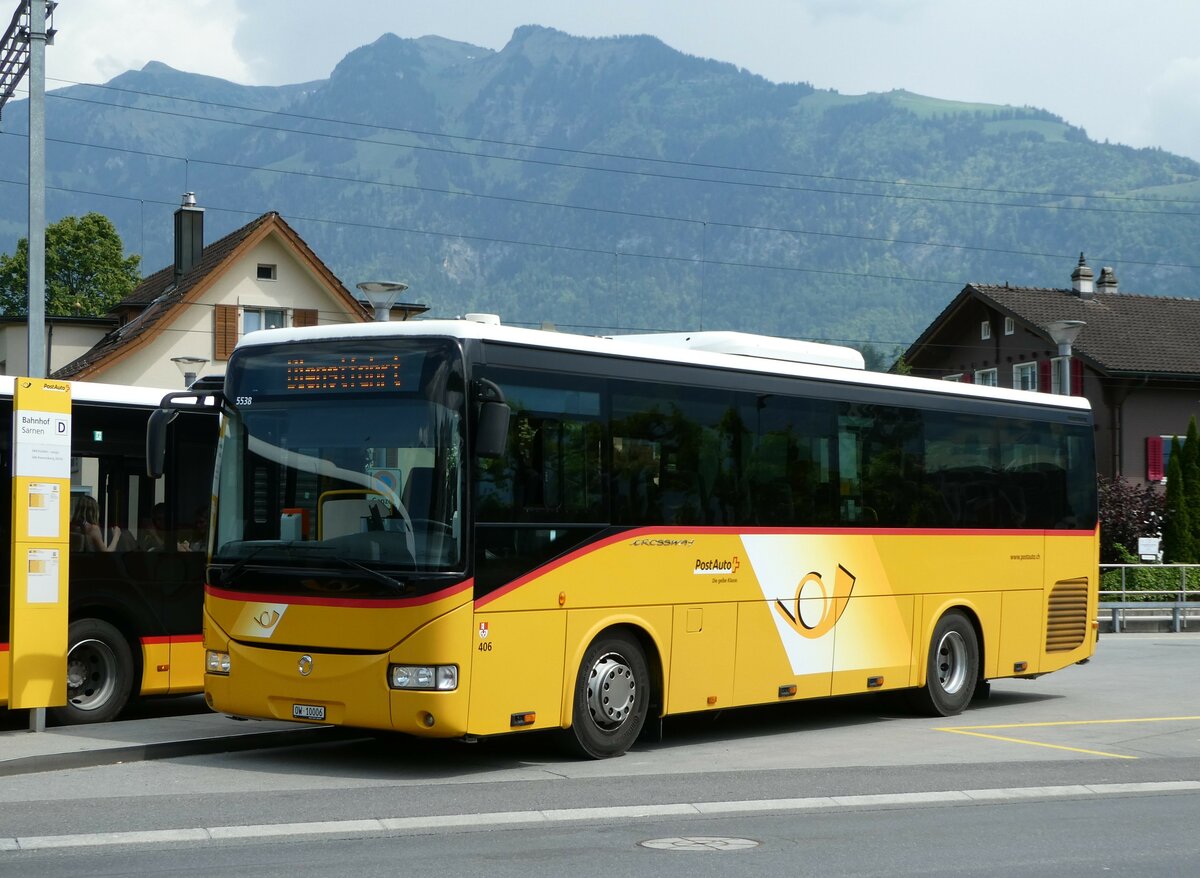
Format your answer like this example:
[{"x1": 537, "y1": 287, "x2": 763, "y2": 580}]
[{"x1": 214, "y1": 339, "x2": 466, "y2": 581}]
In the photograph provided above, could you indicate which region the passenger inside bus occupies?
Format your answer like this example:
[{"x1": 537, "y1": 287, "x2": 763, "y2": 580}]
[
  {"x1": 137, "y1": 502, "x2": 169, "y2": 551},
  {"x1": 70, "y1": 494, "x2": 122, "y2": 553}
]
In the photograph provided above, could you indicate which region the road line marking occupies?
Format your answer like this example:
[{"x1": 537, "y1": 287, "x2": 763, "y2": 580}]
[
  {"x1": 937, "y1": 728, "x2": 1137, "y2": 759},
  {"x1": 963, "y1": 785, "x2": 1092, "y2": 801},
  {"x1": 692, "y1": 797, "x2": 836, "y2": 814},
  {"x1": 208, "y1": 819, "x2": 385, "y2": 840},
  {"x1": 936, "y1": 716, "x2": 1200, "y2": 760},
  {"x1": 5, "y1": 781, "x2": 1197, "y2": 852},
  {"x1": 16, "y1": 829, "x2": 209, "y2": 850},
  {"x1": 943, "y1": 716, "x2": 1200, "y2": 731}
]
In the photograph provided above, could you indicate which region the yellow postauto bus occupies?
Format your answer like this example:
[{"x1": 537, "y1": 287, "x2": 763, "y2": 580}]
[{"x1": 159, "y1": 318, "x2": 1098, "y2": 758}]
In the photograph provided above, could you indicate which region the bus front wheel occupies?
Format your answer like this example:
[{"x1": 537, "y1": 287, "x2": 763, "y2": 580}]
[
  {"x1": 48, "y1": 618, "x2": 135, "y2": 725},
  {"x1": 908, "y1": 611, "x2": 978, "y2": 717},
  {"x1": 568, "y1": 632, "x2": 649, "y2": 759}
]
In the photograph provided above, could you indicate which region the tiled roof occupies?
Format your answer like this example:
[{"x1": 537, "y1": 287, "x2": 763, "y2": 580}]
[
  {"x1": 970, "y1": 284, "x2": 1200, "y2": 375},
  {"x1": 52, "y1": 212, "x2": 367, "y2": 380},
  {"x1": 908, "y1": 282, "x2": 1200, "y2": 377}
]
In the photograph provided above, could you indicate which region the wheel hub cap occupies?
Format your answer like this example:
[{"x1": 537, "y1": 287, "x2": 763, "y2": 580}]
[{"x1": 587, "y1": 652, "x2": 636, "y2": 728}]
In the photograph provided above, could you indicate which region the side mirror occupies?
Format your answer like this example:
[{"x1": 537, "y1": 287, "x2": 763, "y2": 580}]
[
  {"x1": 146, "y1": 408, "x2": 175, "y2": 479},
  {"x1": 145, "y1": 388, "x2": 225, "y2": 479},
  {"x1": 475, "y1": 401, "x2": 510, "y2": 459}
]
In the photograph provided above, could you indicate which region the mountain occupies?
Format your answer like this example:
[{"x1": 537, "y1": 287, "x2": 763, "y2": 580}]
[{"x1": 2, "y1": 25, "x2": 1198, "y2": 352}]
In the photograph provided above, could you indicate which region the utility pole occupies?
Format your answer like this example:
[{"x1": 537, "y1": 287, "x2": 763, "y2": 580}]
[
  {"x1": 0, "y1": 1, "x2": 55, "y2": 734},
  {"x1": 0, "y1": 1, "x2": 55, "y2": 378}
]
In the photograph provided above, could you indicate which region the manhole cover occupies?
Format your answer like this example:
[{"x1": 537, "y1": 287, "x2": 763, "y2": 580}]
[{"x1": 639, "y1": 836, "x2": 760, "y2": 852}]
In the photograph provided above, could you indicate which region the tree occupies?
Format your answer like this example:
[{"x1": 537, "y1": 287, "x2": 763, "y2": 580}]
[
  {"x1": 0, "y1": 213, "x2": 140, "y2": 317},
  {"x1": 1183, "y1": 416, "x2": 1200, "y2": 554},
  {"x1": 1162, "y1": 437, "x2": 1193, "y2": 562},
  {"x1": 1097, "y1": 474, "x2": 1164, "y2": 564}
]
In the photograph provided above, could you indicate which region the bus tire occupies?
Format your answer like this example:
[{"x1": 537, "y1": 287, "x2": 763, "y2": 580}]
[
  {"x1": 48, "y1": 619, "x2": 135, "y2": 725},
  {"x1": 568, "y1": 632, "x2": 649, "y2": 759},
  {"x1": 908, "y1": 611, "x2": 978, "y2": 717}
]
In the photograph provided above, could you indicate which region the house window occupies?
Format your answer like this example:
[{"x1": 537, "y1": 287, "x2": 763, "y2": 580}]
[
  {"x1": 1004, "y1": 317, "x2": 1015, "y2": 335},
  {"x1": 1050, "y1": 357, "x2": 1085, "y2": 396},
  {"x1": 974, "y1": 368, "x2": 998, "y2": 387},
  {"x1": 243, "y1": 307, "x2": 286, "y2": 334},
  {"x1": 1013, "y1": 362, "x2": 1037, "y2": 392},
  {"x1": 980, "y1": 321, "x2": 991, "y2": 340},
  {"x1": 1152, "y1": 435, "x2": 1187, "y2": 482},
  {"x1": 257, "y1": 264, "x2": 277, "y2": 281}
]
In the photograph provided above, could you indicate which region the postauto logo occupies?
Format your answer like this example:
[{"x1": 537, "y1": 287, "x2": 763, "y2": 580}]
[{"x1": 694, "y1": 556, "x2": 739, "y2": 575}]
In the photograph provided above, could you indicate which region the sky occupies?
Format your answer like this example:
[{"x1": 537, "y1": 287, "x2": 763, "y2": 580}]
[{"x1": 33, "y1": 0, "x2": 1200, "y2": 163}]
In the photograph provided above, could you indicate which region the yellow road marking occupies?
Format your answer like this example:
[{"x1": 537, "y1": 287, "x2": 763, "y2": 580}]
[{"x1": 936, "y1": 716, "x2": 1200, "y2": 760}]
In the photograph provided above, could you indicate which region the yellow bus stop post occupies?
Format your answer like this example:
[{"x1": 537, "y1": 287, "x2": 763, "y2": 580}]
[{"x1": 8, "y1": 378, "x2": 71, "y2": 732}]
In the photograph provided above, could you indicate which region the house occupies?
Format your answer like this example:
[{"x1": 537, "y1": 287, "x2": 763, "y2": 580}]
[
  {"x1": 48, "y1": 195, "x2": 428, "y2": 388},
  {"x1": 902, "y1": 255, "x2": 1200, "y2": 485},
  {"x1": 0, "y1": 314, "x2": 116, "y2": 376}
]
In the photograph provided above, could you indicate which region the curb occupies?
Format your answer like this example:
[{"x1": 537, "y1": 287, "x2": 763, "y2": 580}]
[{"x1": 0, "y1": 725, "x2": 361, "y2": 778}]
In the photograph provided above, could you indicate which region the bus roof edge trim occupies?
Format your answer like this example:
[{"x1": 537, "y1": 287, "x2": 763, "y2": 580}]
[{"x1": 607, "y1": 331, "x2": 865, "y2": 370}]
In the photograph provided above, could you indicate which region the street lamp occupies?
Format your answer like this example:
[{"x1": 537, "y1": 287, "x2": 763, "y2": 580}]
[
  {"x1": 356, "y1": 281, "x2": 409, "y2": 322},
  {"x1": 170, "y1": 355, "x2": 208, "y2": 388},
  {"x1": 1046, "y1": 319, "x2": 1086, "y2": 396}
]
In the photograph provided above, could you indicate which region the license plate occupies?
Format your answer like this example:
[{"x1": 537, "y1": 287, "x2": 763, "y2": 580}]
[{"x1": 292, "y1": 703, "x2": 326, "y2": 721}]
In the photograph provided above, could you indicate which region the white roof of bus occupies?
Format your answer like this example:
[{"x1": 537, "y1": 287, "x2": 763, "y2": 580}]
[
  {"x1": 0, "y1": 375, "x2": 181, "y2": 407},
  {"x1": 234, "y1": 317, "x2": 1091, "y2": 412}
]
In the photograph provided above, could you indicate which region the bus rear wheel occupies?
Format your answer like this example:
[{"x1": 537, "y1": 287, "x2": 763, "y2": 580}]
[
  {"x1": 48, "y1": 619, "x2": 135, "y2": 725},
  {"x1": 568, "y1": 632, "x2": 649, "y2": 759},
  {"x1": 908, "y1": 611, "x2": 978, "y2": 717}
]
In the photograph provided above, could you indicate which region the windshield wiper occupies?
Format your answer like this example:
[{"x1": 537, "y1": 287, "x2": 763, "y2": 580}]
[
  {"x1": 329, "y1": 555, "x2": 410, "y2": 593},
  {"x1": 214, "y1": 543, "x2": 277, "y2": 588},
  {"x1": 215, "y1": 543, "x2": 409, "y2": 593}
]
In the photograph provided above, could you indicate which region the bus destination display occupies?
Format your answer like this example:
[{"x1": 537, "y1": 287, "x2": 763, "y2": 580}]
[{"x1": 285, "y1": 356, "x2": 407, "y2": 391}]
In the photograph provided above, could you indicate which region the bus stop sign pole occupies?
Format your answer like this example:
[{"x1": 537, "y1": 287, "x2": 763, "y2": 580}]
[{"x1": 8, "y1": 378, "x2": 71, "y2": 732}]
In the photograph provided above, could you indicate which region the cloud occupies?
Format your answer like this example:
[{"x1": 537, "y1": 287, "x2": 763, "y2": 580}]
[
  {"x1": 48, "y1": 0, "x2": 251, "y2": 85},
  {"x1": 801, "y1": 0, "x2": 932, "y2": 24},
  {"x1": 1140, "y1": 57, "x2": 1200, "y2": 161}
]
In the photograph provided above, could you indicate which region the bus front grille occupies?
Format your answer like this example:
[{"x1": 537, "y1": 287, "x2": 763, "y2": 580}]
[{"x1": 1046, "y1": 577, "x2": 1089, "y2": 652}]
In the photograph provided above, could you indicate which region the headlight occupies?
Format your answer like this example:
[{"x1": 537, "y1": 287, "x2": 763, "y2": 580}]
[
  {"x1": 206, "y1": 650, "x2": 231, "y2": 675},
  {"x1": 389, "y1": 664, "x2": 457, "y2": 690}
]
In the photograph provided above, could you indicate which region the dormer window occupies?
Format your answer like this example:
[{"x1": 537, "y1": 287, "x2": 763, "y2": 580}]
[{"x1": 257, "y1": 264, "x2": 277, "y2": 281}]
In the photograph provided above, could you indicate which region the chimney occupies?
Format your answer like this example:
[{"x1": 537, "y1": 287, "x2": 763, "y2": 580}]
[
  {"x1": 174, "y1": 192, "x2": 204, "y2": 279},
  {"x1": 1070, "y1": 252, "x2": 1094, "y2": 299},
  {"x1": 1097, "y1": 266, "x2": 1118, "y2": 295}
]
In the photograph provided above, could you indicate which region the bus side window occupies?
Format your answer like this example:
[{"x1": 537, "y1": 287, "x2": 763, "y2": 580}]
[
  {"x1": 611, "y1": 383, "x2": 736, "y2": 527},
  {"x1": 474, "y1": 376, "x2": 605, "y2": 524}
]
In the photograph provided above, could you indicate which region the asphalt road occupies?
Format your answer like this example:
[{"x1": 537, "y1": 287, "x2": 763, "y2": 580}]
[{"x1": 1, "y1": 634, "x2": 1198, "y2": 876}]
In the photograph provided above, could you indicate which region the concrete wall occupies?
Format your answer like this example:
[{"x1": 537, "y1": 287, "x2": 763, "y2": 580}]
[{"x1": 0, "y1": 322, "x2": 111, "y2": 376}]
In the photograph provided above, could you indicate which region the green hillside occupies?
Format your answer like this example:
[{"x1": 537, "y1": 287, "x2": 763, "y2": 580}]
[{"x1": 1, "y1": 25, "x2": 1197, "y2": 355}]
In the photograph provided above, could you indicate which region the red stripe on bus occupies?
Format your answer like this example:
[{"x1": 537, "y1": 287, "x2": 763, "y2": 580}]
[
  {"x1": 205, "y1": 579, "x2": 473, "y2": 609},
  {"x1": 474, "y1": 525, "x2": 1098, "y2": 607},
  {"x1": 0, "y1": 642, "x2": 8, "y2": 652},
  {"x1": 140, "y1": 635, "x2": 204, "y2": 646}
]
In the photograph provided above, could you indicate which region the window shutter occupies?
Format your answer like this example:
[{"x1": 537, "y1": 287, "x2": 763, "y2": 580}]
[
  {"x1": 1070, "y1": 356, "x2": 1084, "y2": 396},
  {"x1": 1147, "y1": 436, "x2": 1164, "y2": 481},
  {"x1": 1038, "y1": 359, "x2": 1052, "y2": 393},
  {"x1": 293, "y1": 308, "x2": 318, "y2": 328},
  {"x1": 214, "y1": 304, "x2": 238, "y2": 361}
]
